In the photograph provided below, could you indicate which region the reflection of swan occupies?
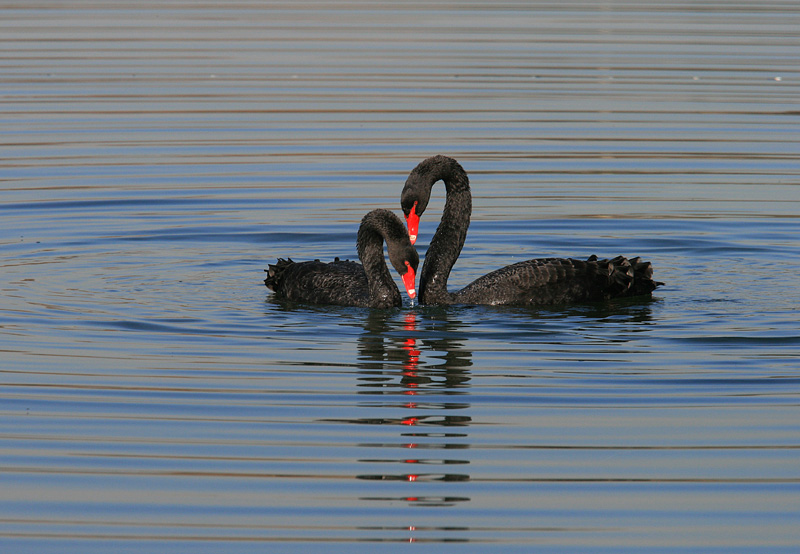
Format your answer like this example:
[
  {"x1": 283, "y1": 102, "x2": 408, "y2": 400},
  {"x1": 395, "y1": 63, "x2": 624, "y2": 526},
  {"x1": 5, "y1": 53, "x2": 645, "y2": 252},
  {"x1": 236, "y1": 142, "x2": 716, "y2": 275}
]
[
  {"x1": 353, "y1": 309, "x2": 472, "y2": 504},
  {"x1": 320, "y1": 308, "x2": 472, "y2": 500},
  {"x1": 265, "y1": 209, "x2": 418, "y2": 308},
  {"x1": 355, "y1": 309, "x2": 473, "y2": 393},
  {"x1": 401, "y1": 155, "x2": 663, "y2": 306}
]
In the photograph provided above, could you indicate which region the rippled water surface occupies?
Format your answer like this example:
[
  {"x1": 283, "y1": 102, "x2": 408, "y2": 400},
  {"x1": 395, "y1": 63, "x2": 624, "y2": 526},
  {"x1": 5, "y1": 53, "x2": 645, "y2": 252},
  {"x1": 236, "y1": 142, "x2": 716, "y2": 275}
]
[{"x1": 2, "y1": 2, "x2": 800, "y2": 552}]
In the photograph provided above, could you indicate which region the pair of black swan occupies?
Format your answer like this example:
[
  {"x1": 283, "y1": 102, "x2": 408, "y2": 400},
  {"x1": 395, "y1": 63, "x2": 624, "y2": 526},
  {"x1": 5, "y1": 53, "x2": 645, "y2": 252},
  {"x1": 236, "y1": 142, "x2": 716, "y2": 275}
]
[{"x1": 265, "y1": 156, "x2": 662, "y2": 308}]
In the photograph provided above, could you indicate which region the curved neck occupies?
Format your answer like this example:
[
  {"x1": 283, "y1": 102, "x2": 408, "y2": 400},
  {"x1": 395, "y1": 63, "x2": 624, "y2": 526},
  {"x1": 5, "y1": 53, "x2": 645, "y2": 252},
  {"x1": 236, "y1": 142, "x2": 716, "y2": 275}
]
[
  {"x1": 419, "y1": 163, "x2": 472, "y2": 305},
  {"x1": 357, "y1": 211, "x2": 402, "y2": 308}
]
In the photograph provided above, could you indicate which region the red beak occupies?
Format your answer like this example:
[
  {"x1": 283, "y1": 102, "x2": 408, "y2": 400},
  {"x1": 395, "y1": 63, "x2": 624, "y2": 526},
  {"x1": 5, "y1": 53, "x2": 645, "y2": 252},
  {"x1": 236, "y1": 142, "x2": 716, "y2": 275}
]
[
  {"x1": 405, "y1": 203, "x2": 420, "y2": 245},
  {"x1": 402, "y1": 262, "x2": 417, "y2": 299}
]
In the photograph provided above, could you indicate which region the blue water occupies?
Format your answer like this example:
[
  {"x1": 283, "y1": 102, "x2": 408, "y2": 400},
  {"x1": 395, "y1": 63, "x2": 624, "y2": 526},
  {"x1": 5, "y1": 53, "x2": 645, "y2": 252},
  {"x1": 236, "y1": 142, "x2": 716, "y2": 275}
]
[{"x1": 2, "y1": 2, "x2": 800, "y2": 553}]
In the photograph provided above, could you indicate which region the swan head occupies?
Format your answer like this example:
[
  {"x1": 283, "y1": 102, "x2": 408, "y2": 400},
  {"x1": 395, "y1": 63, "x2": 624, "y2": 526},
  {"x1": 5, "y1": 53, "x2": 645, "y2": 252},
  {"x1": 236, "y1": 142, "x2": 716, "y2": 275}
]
[
  {"x1": 401, "y1": 155, "x2": 466, "y2": 245},
  {"x1": 387, "y1": 240, "x2": 419, "y2": 301},
  {"x1": 402, "y1": 168, "x2": 432, "y2": 209},
  {"x1": 358, "y1": 209, "x2": 419, "y2": 301},
  {"x1": 401, "y1": 261, "x2": 416, "y2": 300},
  {"x1": 401, "y1": 158, "x2": 439, "y2": 242},
  {"x1": 404, "y1": 202, "x2": 420, "y2": 244}
]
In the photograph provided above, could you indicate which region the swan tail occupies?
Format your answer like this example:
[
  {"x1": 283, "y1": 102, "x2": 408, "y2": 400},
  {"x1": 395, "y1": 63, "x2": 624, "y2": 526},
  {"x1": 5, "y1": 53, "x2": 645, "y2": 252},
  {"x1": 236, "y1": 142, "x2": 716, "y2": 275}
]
[
  {"x1": 264, "y1": 257, "x2": 294, "y2": 291},
  {"x1": 595, "y1": 254, "x2": 662, "y2": 298}
]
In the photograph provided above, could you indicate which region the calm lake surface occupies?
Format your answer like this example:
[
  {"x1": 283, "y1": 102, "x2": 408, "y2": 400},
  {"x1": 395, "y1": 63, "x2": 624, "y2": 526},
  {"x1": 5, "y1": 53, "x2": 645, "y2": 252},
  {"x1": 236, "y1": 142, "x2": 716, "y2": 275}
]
[{"x1": 2, "y1": 1, "x2": 799, "y2": 552}]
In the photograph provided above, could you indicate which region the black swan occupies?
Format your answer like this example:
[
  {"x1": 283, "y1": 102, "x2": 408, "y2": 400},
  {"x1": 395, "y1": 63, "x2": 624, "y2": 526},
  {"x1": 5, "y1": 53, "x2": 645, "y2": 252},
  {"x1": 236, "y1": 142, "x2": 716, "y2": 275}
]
[
  {"x1": 400, "y1": 155, "x2": 662, "y2": 306},
  {"x1": 265, "y1": 209, "x2": 418, "y2": 309}
]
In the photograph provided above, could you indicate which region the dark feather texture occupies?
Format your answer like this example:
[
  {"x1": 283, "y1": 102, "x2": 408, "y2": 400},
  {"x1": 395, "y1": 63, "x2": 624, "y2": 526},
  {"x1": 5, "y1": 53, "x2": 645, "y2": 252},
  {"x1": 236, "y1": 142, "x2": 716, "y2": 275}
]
[
  {"x1": 264, "y1": 209, "x2": 418, "y2": 309},
  {"x1": 265, "y1": 257, "x2": 370, "y2": 306},
  {"x1": 401, "y1": 155, "x2": 663, "y2": 306}
]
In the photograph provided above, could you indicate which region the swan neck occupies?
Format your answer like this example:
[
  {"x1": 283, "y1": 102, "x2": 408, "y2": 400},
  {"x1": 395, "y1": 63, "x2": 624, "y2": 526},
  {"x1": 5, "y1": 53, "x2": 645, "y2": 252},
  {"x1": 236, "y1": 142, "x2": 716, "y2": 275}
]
[
  {"x1": 419, "y1": 167, "x2": 472, "y2": 305},
  {"x1": 357, "y1": 212, "x2": 401, "y2": 307}
]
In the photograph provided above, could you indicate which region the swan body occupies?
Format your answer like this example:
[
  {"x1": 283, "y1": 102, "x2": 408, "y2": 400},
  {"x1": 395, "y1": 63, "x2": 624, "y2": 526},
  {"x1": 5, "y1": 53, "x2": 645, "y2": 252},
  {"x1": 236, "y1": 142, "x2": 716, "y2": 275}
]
[
  {"x1": 265, "y1": 209, "x2": 418, "y2": 309},
  {"x1": 401, "y1": 155, "x2": 662, "y2": 306}
]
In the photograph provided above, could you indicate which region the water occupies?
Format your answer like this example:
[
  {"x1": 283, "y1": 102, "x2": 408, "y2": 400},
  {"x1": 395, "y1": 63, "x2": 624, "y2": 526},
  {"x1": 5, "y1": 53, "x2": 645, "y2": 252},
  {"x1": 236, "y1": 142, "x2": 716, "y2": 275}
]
[{"x1": 2, "y1": 1, "x2": 800, "y2": 552}]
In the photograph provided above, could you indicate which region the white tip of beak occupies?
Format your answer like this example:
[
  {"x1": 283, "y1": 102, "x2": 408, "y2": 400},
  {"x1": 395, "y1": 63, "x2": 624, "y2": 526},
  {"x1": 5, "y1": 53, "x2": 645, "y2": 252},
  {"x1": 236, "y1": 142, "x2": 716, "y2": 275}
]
[{"x1": 407, "y1": 288, "x2": 416, "y2": 298}]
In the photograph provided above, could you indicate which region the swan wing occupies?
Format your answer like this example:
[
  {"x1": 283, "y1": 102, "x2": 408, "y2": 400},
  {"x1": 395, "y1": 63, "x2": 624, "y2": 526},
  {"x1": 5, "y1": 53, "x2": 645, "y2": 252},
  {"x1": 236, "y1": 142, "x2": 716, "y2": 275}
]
[
  {"x1": 265, "y1": 258, "x2": 370, "y2": 306},
  {"x1": 453, "y1": 256, "x2": 659, "y2": 306}
]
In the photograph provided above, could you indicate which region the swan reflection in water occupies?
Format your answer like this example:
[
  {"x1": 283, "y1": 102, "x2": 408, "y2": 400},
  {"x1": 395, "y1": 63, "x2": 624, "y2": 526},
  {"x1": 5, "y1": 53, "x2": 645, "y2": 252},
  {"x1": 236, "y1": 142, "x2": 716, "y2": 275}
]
[
  {"x1": 271, "y1": 298, "x2": 658, "y2": 541},
  {"x1": 274, "y1": 297, "x2": 659, "y2": 510},
  {"x1": 335, "y1": 308, "x2": 475, "y2": 508}
]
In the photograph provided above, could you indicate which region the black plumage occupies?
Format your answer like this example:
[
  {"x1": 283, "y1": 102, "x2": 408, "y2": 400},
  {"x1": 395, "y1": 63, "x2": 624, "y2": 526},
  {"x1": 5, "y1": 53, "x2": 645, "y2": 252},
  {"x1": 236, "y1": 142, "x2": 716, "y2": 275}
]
[
  {"x1": 265, "y1": 209, "x2": 418, "y2": 309},
  {"x1": 400, "y1": 155, "x2": 662, "y2": 306}
]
